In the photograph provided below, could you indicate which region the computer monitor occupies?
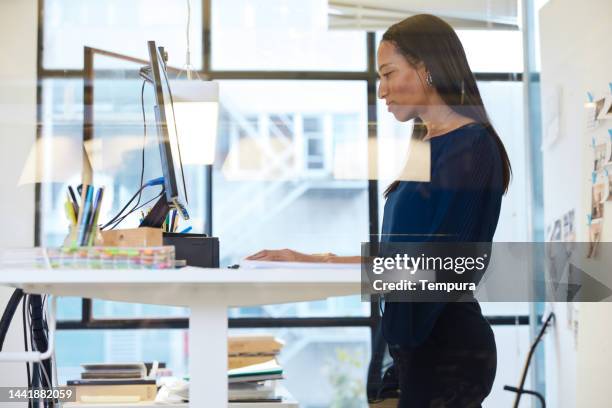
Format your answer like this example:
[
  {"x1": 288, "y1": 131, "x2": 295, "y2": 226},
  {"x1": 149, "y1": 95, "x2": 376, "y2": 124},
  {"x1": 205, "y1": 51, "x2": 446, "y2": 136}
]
[{"x1": 141, "y1": 40, "x2": 189, "y2": 226}]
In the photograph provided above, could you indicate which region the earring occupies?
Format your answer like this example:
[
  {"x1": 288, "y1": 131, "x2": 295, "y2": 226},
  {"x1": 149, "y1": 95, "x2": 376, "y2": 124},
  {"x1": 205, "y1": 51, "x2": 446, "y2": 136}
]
[
  {"x1": 460, "y1": 80, "x2": 465, "y2": 105},
  {"x1": 426, "y1": 71, "x2": 433, "y2": 87}
]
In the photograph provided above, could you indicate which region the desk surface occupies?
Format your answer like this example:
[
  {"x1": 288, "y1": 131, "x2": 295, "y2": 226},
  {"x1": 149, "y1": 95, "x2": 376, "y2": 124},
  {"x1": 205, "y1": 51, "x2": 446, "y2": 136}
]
[{"x1": 0, "y1": 266, "x2": 362, "y2": 306}]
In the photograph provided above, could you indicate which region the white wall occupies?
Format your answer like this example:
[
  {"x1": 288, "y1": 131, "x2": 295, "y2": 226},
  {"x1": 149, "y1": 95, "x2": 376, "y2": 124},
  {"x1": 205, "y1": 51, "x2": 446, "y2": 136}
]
[
  {"x1": 0, "y1": 0, "x2": 37, "y2": 388},
  {"x1": 540, "y1": 0, "x2": 612, "y2": 406}
]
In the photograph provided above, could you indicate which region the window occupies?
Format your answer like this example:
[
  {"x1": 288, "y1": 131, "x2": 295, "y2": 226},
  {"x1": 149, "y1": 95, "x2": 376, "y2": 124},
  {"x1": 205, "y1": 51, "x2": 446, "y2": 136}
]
[
  {"x1": 211, "y1": 0, "x2": 367, "y2": 71},
  {"x1": 230, "y1": 328, "x2": 371, "y2": 408},
  {"x1": 213, "y1": 80, "x2": 369, "y2": 266},
  {"x1": 37, "y1": 78, "x2": 84, "y2": 246},
  {"x1": 56, "y1": 329, "x2": 188, "y2": 385},
  {"x1": 43, "y1": 0, "x2": 203, "y2": 70},
  {"x1": 456, "y1": 30, "x2": 523, "y2": 73}
]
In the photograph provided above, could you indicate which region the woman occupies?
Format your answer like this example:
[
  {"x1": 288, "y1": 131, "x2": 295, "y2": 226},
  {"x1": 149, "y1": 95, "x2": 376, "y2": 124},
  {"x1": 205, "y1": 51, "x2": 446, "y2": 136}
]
[{"x1": 248, "y1": 14, "x2": 510, "y2": 407}]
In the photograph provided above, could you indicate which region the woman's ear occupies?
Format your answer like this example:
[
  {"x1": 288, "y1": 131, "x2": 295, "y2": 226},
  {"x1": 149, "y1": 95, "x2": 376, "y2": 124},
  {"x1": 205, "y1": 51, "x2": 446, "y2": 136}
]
[
  {"x1": 414, "y1": 64, "x2": 431, "y2": 92},
  {"x1": 425, "y1": 71, "x2": 433, "y2": 87}
]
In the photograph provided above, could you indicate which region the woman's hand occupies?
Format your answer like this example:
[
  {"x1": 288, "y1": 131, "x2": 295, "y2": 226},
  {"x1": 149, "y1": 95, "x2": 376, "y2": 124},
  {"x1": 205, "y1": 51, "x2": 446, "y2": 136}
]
[{"x1": 246, "y1": 248, "x2": 331, "y2": 262}]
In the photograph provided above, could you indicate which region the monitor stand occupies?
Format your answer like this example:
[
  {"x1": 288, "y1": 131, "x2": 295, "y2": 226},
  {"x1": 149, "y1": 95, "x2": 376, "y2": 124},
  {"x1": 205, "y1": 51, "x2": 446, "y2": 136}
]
[{"x1": 139, "y1": 194, "x2": 170, "y2": 228}]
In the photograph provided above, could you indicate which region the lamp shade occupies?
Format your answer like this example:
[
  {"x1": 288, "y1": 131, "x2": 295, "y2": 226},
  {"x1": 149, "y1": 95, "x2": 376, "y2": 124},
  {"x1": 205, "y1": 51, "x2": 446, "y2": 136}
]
[
  {"x1": 170, "y1": 80, "x2": 220, "y2": 166},
  {"x1": 18, "y1": 135, "x2": 83, "y2": 185}
]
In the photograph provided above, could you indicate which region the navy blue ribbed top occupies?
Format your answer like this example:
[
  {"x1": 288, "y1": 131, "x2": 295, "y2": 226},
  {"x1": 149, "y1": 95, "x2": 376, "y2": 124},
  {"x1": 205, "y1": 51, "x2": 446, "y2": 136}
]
[{"x1": 381, "y1": 122, "x2": 503, "y2": 347}]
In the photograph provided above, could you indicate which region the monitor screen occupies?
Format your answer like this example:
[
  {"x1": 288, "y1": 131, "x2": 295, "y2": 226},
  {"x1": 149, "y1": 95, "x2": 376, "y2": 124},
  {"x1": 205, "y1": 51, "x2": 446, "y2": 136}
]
[{"x1": 147, "y1": 41, "x2": 189, "y2": 219}]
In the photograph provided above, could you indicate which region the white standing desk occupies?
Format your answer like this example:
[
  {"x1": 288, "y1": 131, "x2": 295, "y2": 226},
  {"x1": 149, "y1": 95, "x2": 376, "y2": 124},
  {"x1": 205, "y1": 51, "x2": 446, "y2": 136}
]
[{"x1": 0, "y1": 266, "x2": 362, "y2": 407}]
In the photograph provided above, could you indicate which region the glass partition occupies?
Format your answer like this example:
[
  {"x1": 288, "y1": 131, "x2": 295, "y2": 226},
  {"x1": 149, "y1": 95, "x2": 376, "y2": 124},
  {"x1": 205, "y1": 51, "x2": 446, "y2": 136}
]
[{"x1": 36, "y1": 3, "x2": 532, "y2": 406}]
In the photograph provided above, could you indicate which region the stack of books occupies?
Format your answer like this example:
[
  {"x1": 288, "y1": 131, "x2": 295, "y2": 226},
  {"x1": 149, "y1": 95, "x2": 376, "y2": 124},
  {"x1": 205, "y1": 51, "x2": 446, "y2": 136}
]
[
  {"x1": 228, "y1": 335, "x2": 285, "y2": 403},
  {"x1": 67, "y1": 363, "x2": 157, "y2": 404}
]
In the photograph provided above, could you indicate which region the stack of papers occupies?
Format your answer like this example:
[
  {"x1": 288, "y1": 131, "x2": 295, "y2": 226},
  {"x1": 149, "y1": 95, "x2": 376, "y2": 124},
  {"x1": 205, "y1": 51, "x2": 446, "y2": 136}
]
[
  {"x1": 228, "y1": 335, "x2": 284, "y2": 371},
  {"x1": 80, "y1": 362, "x2": 146, "y2": 380},
  {"x1": 157, "y1": 336, "x2": 290, "y2": 404},
  {"x1": 229, "y1": 380, "x2": 279, "y2": 402},
  {"x1": 0, "y1": 248, "x2": 48, "y2": 269},
  {"x1": 228, "y1": 359, "x2": 283, "y2": 384},
  {"x1": 229, "y1": 335, "x2": 283, "y2": 361},
  {"x1": 229, "y1": 361, "x2": 283, "y2": 403},
  {"x1": 67, "y1": 362, "x2": 156, "y2": 404},
  {"x1": 228, "y1": 335, "x2": 286, "y2": 402}
]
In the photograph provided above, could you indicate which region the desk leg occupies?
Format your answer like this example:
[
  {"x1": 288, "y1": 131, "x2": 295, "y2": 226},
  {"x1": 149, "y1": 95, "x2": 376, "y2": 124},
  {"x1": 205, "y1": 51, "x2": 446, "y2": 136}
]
[{"x1": 189, "y1": 301, "x2": 228, "y2": 408}]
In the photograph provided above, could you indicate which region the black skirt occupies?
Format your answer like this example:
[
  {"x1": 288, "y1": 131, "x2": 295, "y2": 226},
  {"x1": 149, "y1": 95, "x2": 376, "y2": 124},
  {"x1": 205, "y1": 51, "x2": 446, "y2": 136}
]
[{"x1": 389, "y1": 301, "x2": 497, "y2": 408}]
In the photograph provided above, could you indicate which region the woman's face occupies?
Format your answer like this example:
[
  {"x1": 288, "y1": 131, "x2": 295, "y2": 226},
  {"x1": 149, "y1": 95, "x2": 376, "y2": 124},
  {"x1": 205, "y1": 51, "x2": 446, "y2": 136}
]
[{"x1": 377, "y1": 40, "x2": 429, "y2": 122}]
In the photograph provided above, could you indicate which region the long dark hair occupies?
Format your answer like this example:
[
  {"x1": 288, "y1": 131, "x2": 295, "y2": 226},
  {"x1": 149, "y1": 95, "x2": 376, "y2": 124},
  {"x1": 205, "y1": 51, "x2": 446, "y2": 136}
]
[{"x1": 381, "y1": 14, "x2": 512, "y2": 197}]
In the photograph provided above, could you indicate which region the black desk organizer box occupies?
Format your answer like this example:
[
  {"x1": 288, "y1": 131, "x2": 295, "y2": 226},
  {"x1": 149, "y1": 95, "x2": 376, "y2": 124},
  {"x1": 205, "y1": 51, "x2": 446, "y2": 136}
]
[{"x1": 162, "y1": 233, "x2": 219, "y2": 268}]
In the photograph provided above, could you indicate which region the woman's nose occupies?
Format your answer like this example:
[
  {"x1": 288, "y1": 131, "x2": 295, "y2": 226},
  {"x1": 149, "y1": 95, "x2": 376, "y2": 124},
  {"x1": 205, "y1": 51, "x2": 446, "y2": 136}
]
[{"x1": 378, "y1": 83, "x2": 387, "y2": 99}]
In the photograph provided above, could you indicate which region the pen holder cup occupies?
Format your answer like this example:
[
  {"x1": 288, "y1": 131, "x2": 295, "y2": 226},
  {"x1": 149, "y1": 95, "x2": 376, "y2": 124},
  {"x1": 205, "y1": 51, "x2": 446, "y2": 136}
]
[{"x1": 62, "y1": 224, "x2": 104, "y2": 248}]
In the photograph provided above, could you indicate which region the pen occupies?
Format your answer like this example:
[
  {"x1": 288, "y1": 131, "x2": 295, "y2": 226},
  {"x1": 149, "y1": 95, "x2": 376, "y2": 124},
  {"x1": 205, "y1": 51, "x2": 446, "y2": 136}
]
[
  {"x1": 86, "y1": 187, "x2": 105, "y2": 246},
  {"x1": 72, "y1": 184, "x2": 89, "y2": 247},
  {"x1": 180, "y1": 226, "x2": 192, "y2": 234},
  {"x1": 170, "y1": 209, "x2": 177, "y2": 233},
  {"x1": 68, "y1": 185, "x2": 79, "y2": 215},
  {"x1": 82, "y1": 187, "x2": 96, "y2": 245},
  {"x1": 77, "y1": 185, "x2": 94, "y2": 246},
  {"x1": 64, "y1": 200, "x2": 77, "y2": 226}
]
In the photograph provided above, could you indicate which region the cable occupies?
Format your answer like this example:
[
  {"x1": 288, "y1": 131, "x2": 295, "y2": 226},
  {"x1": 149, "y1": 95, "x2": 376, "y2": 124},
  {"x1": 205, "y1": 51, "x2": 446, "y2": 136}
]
[
  {"x1": 28, "y1": 295, "x2": 52, "y2": 404},
  {"x1": 133, "y1": 80, "x2": 148, "y2": 212},
  {"x1": 104, "y1": 80, "x2": 149, "y2": 232},
  {"x1": 101, "y1": 177, "x2": 164, "y2": 230},
  {"x1": 101, "y1": 184, "x2": 147, "y2": 230},
  {"x1": 32, "y1": 340, "x2": 52, "y2": 396},
  {"x1": 139, "y1": 65, "x2": 152, "y2": 83},
  {"x1": 0, "y1": 289, "x2": 24, "y2": 351},
  {"x1": 108, "y1": 79, "x2": 149, "y2": 230},
  {"x1": 42, "y1": 294, "x2": 48, "y2": 324},
  {"x1": 27, "y1": 301, "x2": 38, "y2": 406},
  {"x1": 22, "y1": 295, "x2": 32, "y2": 408},
  {"x1": 110, "y1": 190, "x2": 163, "y2": 229},
  {"x1": 0, "y1": 288, "x2": 35, "y2": 408},
  {"x1": 108, "y1": 190, "x2": 164, "y2": 230},
  {"x1": 31, "y1": 327, "x2": 53, "y2": 403},
  {"x1": 26, "y1": 303, "x2": 47, "y2": 408},
  {"x1": 51, "y1": 319, "x2": 60, "y2": 407}
]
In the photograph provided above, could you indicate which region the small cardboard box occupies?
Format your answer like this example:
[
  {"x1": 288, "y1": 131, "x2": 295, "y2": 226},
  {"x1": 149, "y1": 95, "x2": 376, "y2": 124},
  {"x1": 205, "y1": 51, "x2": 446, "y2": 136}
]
[{"x1": 100, "y1": 227, "x2": 163, "y2": 247}]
